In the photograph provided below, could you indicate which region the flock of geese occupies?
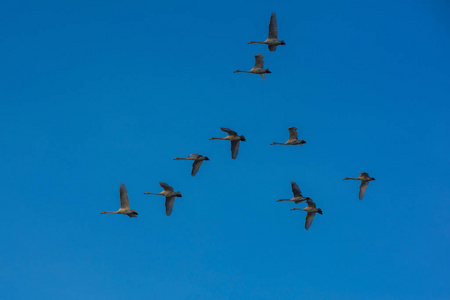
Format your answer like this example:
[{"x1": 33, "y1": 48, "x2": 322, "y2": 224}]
[{"x1": 101, "y1": 12, "x2": 376, "y2": 230}]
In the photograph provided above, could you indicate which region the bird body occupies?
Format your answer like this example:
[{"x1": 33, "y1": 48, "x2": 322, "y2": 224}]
[
  {"x1": 144, "y1": 182, "x2": 182, "y2": 216},
  {"x1": 291, "y1": 199, "x2": 323, "y2": 230},
  {"x1": 343, "y1": 172, "x2": 375, "y2": 200},
  {"x1": 101, "y1": 183, "x2": 138, "y2": 218},
  {"x1": 210, "y1": 127, "x2": 246, "y2": 159},
  {"x1": 248, "y1": 12, "x2": 286, "y2": 52},
  {"x1": 271, "y1": 127, "x2": 306, "y2": 146},
  {"x1": 174, "y1": 154, "x2": 210, "y2": 176},
  {"x1": 234, "y1": 54, "x2": 271, "y2": 80},
  {"x1": 277, "y1": 181, "x2": 311, "y2": 204}
]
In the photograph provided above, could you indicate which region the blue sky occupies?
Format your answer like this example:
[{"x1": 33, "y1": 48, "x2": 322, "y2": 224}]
[{"x1": 1, "y1": 0, "x2": 449, "y2": 299}]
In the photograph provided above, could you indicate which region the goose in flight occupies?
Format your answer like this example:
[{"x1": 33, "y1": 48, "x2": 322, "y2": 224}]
[
  {"x1": 210, "y1": 127, "x2": 246, "y2": 159},
  {"x1": 271, "y1": 127, "x2": 306, "y2": 146},
  {"x1": 101, "y1": 183, "x2": 138, "y2": 217},
  {"x1": 248, "y1": 12, "x2": 286, "y2": 51},
  {"x1": 234, "y1": 54, "x2": 271, "y2": 80},
  {"x1": 144, "y1": 182, "x2": 182, "y2": 216},
  {"x1": 291, "y1": 199, "x2": 323, "y2": 230},
  {"x1": 343, "y1": 172, "x2": 376, "y2": 200},
  {"x1": 276, "y1": 181, "x2": 311, "y2": 204},
  {"x1": 174, "y1": 154, "x2": 210, "y2": 176}
]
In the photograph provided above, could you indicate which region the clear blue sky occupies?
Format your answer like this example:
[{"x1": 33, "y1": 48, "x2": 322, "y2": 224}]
[{"x1": 1, "y1": 0, "x2": 449, "y2": 299}]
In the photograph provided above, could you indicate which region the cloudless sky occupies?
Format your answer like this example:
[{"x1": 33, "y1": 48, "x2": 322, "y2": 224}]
[{"x1": 1, "y1": 0, "x2": 449, "y2": 299}]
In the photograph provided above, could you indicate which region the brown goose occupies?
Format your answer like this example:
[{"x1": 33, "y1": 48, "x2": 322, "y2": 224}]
[
  {"x1": 174, "y1": 154, "x2": 210, "y2": 176},
  {"x1": 101, "y1": 183, "x2": 138, "y2": 218},
  {"x1": 291, "y1": 199, "x2": 323, "y2": 230},
  {"x1": 271, "y1": 127, "x2": 306, "y2": 146},
  {"x1": 234, "y1": 54, "x2": 271, "y2": 80},
  {"x1": 343, "y1": 172, "x2": 376, "y2": 200},
  {"x1": 277, "y1": 181, "x2": 311, "y2": 204},
  {"x1": 144, "y1": 182, "x2": 182, "y2": 216},
  {"x1": 248, "y1": 12, "x2": 286, "y2": 51},
  {"x1": 210, "y1": 127, "x2": 246, "y2": 159}
]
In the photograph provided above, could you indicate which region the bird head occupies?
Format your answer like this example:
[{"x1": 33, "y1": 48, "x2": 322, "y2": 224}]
[{"x1": 101, "y1": 211, "x2": 107, "y2": 214}]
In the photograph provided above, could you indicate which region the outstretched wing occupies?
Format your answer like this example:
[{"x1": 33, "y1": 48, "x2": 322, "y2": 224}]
[
  {"x1": 221, "y1": 127, "x2": 238, "y2": 136},
  {"x1": 119, "y1": 183, "x2": 130, "y2": 209},
  {"x1": 359, "y1": 181, "x2": 369, "y2": 200},
  {"x1": 288, "y1": 127, "x2": 298, "y2": 140},
  {"x1": 231, "y1": 140, "x2": 240, "y2": 159},
  {"x1": 191, "y1": 160, "x2": 203, "y2": 176},
  {"x1": 254, "y1": 54, "x2": 264, "y2": 69},
  {"x1": 306, "y1": 199, "x2": 316, "y2": 209},
  {"x1": 291, "y1": 181, "x2": 302, "y2": 197},
  {"x1": 268, "y1": 45, "x2": 277, "y2": 52},
  {"x1": 268, "y1": 12, "x2": 278, "y2": 39},
  {"x1": 159, "y1": 181, "x2": 174, "y2": 192},
  {"x1": 305, "y1": 212, "x2": 315, "y2": 230},
  {"x1": 165, "y1": 197, "x2": 175, "y2": 216}
]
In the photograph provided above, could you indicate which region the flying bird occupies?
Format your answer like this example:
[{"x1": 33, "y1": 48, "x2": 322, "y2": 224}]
[
  {"x1": 210, "y1": 127, "x2": 246, "y2": 159},
  {"x1": 101, "y1": 183, "x2": 138, "y2": 217},
  {"x1": 234, "y1": 54, "x2": 271, "y2": 80},
  {"x1": 248, "y1": 12, "x2": 286, "y2": 51},
  {"x1": 343, "y1": 172, "x2": 376, "y2": 200},
  {"x1": 291, "y1": 199, "x2": 323, "y2": 230},
  {"x1": 271, "y1": 127, "x2": 306, "y2": 146},
  {"x1": 174, "y1": 154, "x2": 210, "y2": 176},
  {"x1": 276, "y1": 181, "x2": 311, "y2": 204},
  {"x1": 144, "y1": 182, "x2": 182, "y2": 216}
]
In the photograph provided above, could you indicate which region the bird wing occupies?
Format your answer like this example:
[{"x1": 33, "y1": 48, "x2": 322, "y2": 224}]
[
  {"x1": 165, "y1": 197, "x2": 175, "y2": 216},
  {"x1": 231, "y1": 140, "x2": 240, "y2": 159},
  {"x1": 359, "y1": 172, "x2": 371, "y2": 181},
  {"x1": 359, "y1": 181, "x2": 369, "y2": 200},
  {"x1": 268, "y1": 45, "x2": 277, "y2": 52},
  {"x1": 159, "y1": 181, "x2": 174, "y2": 192},
  {"x1": 268, "y1": 12, "x2": 278, "y2": 39},
  {"x1": 220, "y1": 127, "x2": 238, "y2": 136},
  {"x1": 254, "y1": 54, "x2": 264, "y2": 69},
  {"x1": 288, "y1": 127, "x2": 298, "y2": 140},
  {"x1": 119, "y1": 183, "x2": 130, "y2": 209},
  {"x1": 191, "y1": 160, "x2": 203, "y2": 176},
  {"x1": 306, "y1": 199, "x2": 316, "y2": 208},
  {"x1": 291, "y1": 181, "x2": 302, "y2": 197},
  {"x1": 305, "y1": 212, "x2": 315, "y2": 230}
]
